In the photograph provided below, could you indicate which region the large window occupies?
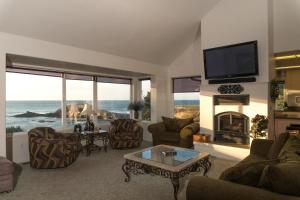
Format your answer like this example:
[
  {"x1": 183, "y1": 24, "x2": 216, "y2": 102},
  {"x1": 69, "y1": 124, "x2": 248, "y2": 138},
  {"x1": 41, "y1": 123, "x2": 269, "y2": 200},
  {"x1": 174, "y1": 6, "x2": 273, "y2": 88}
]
[
  {"x1": 66, "y1": 74, "x2": 93, "y2": 126},
  {"x1": 6, "y1": 69, "x2": 62, "y2": 133},
  {"x1": 173, "y1": 77, "x2": 200, "y2": 121},
  {"x1": 97, "y1": 77, "x2": 131, "y2": 122},
  {"x1": 140, "y1": 79, "x2": 151, "y2": 121},
  {"x1": 6, "y1": 67, "x2": 133, "y2": 133}
]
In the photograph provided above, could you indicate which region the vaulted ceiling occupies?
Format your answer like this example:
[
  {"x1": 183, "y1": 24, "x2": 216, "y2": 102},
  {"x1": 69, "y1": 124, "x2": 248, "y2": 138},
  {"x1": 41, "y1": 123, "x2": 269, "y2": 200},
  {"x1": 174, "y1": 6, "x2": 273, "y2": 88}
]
[{"x1": 0, "y1": 0, "x2": 220, "y2": 65}]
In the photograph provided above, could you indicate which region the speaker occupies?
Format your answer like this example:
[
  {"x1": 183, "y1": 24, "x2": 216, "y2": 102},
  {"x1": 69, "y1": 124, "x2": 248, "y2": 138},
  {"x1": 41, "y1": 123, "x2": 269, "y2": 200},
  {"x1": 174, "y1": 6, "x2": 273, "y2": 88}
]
[{"x1": 208, "y1": 77, "x2": 256, "y2": 84}]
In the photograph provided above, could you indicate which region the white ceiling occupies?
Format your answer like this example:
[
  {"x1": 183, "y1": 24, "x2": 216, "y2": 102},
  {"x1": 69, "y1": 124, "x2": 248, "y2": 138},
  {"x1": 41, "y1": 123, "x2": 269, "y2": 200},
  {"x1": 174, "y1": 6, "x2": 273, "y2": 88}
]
[{"x1": 0, "y1": 0, "x2": 220, "y2": 65}]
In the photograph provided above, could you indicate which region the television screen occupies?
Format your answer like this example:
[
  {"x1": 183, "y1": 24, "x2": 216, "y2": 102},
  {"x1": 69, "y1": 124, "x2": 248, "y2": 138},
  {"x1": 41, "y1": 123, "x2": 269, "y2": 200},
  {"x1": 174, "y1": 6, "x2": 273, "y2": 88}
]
[{"x1": 203, "y1": 41, "x2": 258, "y2": 79}]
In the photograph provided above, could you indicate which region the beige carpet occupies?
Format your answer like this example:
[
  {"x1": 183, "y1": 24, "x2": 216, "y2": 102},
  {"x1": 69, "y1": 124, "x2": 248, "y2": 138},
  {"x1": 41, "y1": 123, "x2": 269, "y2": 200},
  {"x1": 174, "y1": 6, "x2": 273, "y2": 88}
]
[{"x1": 1, "y1": 143, "x2": 237, "y2": 200}]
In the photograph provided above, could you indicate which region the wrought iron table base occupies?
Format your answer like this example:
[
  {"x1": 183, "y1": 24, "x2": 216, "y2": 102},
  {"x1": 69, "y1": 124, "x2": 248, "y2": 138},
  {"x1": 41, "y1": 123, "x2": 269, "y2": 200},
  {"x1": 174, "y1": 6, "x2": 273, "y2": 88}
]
[
  {"x1": 82, "y1": 134, "x2": 109, "y2": 156},
  {"x1": 122, "y1": 157, "x2": 211, "y2": 200}
]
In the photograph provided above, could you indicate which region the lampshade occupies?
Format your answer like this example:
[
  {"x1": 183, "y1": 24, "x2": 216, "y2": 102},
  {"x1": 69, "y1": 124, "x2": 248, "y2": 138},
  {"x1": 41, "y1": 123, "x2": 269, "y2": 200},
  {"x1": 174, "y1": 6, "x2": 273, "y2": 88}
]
[
  {"x1": 80, "y1": 103, "x2": 97, "y2": 116},
  {"x1": 69, "y1": 104, "x2": 80, "y2": 118}
]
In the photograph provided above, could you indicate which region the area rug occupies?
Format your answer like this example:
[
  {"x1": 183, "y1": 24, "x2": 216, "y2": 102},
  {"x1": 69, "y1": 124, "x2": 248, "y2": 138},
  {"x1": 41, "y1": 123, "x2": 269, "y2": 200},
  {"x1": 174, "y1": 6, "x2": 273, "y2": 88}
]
[{"x1": 1, "y1": 143, "x2": 236, "y2": 200}]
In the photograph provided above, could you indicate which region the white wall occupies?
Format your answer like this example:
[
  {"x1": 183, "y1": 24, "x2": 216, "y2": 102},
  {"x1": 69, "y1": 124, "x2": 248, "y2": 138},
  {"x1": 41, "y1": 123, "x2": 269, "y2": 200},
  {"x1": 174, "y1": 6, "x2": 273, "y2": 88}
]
[
  {"x1": 201, "y1": 0, "x2": 270, "y2": 84},
  {"x1": 168, "y1": 40, "x2": 202, "y2": 78},
  {"x1": 0, "y1": 51, "x2": 5, "y2": 157},
  {"x1": 273, "y1": 0, "x2": 300, "y2": 52},
  {"x1": 200, "y1": 83, "x2": 269, "y2": 137},
  {"x1": 199, "y1": 0, "x2": 272, "y2": 139},
  {"x1": 166, "y1": 30, "x2": 202, "y2": 116},
  {"x1": 0, "y1": 32, "x2": 163, "y2": 75},
  {"x1": 0, "y1": 32, "x2": 169, "y2": 157}
]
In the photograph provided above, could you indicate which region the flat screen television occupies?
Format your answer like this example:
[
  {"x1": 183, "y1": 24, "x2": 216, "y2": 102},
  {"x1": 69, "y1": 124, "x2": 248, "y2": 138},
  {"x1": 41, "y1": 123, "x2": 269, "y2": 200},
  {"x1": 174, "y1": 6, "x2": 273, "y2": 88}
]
[{"x1": 203, "y1": 41, "x2": 258, "y2": 79}]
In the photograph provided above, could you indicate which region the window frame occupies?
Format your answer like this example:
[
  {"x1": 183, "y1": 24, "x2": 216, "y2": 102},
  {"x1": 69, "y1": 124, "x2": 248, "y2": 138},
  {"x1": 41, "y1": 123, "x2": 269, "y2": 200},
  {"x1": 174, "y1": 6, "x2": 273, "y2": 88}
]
[
  {"x1": 6, "y1": 66, "x2": 134, "y2": 131},
  {"x1": 139, "y1": 78, "x2": 151, "y2": 121},
  {"x1": 5, "y1": 69, "x2": 63, "y2": 131},
  {"x1": 172, "y1": 76, "x2": 201, "y2": 93},
  {"x1": 172, "y1": 76, "x2": 201, "y2": 119}
]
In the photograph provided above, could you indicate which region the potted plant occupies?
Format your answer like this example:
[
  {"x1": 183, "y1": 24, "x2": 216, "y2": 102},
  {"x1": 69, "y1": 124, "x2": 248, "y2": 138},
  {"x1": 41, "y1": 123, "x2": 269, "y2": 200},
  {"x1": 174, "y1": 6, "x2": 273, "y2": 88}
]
[
  {"x1": 128, "y1": 101, "x2": 144, "y2": 119},
  {"x1": 270, "y1": 80, "x2": 281, "y2": 103},
  {"x1": 250, "y1": 114, "x2": 268, "y2": 139}
]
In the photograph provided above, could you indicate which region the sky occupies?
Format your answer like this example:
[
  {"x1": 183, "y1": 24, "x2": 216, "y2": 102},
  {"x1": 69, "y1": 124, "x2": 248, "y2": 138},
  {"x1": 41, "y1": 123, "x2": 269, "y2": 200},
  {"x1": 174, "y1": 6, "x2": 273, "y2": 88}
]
[
  {"x1": 6, "y1": 73, "x2": 131, "y2": 101},
  {"x1": 6, "y1": 73, "x2": 198, "y2": 101}
]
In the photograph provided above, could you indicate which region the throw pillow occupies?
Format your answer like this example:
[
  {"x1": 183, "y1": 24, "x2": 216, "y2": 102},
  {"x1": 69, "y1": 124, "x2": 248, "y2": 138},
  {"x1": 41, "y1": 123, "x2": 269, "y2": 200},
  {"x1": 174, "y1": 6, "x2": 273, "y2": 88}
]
[
  {"x1": 279, "y1": 134, "x2": 300, "y2": 162},
  {"x1": 162, "y1": 117, "x2": 179, "y2": 132},
  {"x1": 267, "y1": 132, "x2": 289, "y2": 159},
  {"x1": 219, "y1": 159, "x2": 279, "y2": 187},
  {"x1": 258, "y1": 161, "x2": 300, "y2": 197},
  {"x1": 177, "y1": 118, "x2": 193, "y2": 131}
]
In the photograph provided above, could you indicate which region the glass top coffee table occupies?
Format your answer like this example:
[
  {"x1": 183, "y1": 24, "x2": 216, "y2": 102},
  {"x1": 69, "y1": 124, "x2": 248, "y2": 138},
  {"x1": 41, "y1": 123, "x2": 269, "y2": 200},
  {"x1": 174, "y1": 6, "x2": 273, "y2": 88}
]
[{"x1": 122, "y1": 145, "x2": 211, "y2": 200}]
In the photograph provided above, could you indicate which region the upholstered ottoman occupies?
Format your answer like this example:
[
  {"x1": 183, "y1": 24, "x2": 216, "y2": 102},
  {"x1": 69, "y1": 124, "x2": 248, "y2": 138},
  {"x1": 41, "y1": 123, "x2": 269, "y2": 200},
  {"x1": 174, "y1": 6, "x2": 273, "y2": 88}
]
[{"x1": 0, "y1": 156, "x2": 14, "y2": 193}]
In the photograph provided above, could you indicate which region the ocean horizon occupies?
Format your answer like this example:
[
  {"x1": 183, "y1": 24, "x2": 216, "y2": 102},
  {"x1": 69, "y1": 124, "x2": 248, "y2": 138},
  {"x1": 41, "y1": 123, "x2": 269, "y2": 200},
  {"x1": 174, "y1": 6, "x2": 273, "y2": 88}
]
[{"x1": 6, "y1": 100, "x2": 199, "y2": 131}]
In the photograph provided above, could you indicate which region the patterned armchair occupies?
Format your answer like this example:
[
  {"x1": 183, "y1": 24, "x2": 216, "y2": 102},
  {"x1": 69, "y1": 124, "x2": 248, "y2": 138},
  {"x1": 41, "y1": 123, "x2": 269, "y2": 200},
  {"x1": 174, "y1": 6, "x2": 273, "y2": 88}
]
[
  {"x1": 109, "y1": 119, "x2": 143, "y2": 149},
  {"x1": 28, "y1": 127, "x2": 81, "y2": 169}
]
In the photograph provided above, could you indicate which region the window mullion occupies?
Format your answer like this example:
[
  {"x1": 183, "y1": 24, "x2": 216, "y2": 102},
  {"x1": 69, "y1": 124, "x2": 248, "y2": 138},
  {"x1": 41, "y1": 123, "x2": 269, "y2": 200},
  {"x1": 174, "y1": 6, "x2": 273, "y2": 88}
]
[{"x1": 62, "y1": 74, "x2": 67, "y2": 127}]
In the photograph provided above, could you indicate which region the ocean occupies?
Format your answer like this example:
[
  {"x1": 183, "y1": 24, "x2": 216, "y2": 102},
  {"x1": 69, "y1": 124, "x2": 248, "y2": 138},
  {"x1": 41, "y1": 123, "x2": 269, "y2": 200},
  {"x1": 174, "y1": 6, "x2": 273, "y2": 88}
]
[{"x1": 6, "y1": 100, "x2": 199, "y2": 132}]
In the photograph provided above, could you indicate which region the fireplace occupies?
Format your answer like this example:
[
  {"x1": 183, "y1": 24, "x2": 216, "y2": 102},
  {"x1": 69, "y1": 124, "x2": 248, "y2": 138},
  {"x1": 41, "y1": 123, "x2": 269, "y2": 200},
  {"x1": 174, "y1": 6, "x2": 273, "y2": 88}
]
[{"x1": 214, "y1": 112, "x2": 249, "y2": 145}]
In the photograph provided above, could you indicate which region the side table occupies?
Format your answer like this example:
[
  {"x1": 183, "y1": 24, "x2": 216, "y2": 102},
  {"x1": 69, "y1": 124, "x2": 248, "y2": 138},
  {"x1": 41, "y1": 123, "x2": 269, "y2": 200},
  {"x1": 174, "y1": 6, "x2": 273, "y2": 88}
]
[
  {"x1": 193, "y1": 133, "x2": 211, "y2": 143},
  {"x1": 80, "y1": 130, "x2": 109, "y2": 156}
]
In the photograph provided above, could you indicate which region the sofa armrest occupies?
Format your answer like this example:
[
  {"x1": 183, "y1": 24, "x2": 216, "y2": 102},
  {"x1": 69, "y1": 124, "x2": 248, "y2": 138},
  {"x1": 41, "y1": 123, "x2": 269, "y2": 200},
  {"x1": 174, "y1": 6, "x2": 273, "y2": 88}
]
[
  {"x1": 61, "y1": 132, "x2": 80, "y2": 142},
  {"x1": 29, "y1": 138, "x2": 66, "y2": 158},
  {"x1": 250, "y1": 139, "x2": 274, "y2": 158},
  {"x1": 148, "y1": 122, "x2": 166, "y2": 135},
  {"x1": 133, "y1": 124, "x2": 143, "y2": 139},
  {"x1": 186, "y1": 176, "x2": 298, "y2": 200},
  {"x1": 180, "y1": 122, "x2": 199, "y2": 139}
]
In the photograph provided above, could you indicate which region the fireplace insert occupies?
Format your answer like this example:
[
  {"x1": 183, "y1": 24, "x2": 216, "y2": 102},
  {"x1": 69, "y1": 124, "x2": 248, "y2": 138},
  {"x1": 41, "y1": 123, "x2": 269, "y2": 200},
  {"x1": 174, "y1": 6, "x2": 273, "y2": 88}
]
[{"x1": 214, "y1": 111, "x2": 249, "y2": 145}]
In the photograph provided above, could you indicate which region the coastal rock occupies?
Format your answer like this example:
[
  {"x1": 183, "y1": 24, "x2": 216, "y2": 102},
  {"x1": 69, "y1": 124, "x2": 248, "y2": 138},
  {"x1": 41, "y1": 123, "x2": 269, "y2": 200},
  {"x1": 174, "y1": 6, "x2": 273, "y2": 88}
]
[
  {"x1": 13, "y1": 107, "x2": 130, "y2": 120},
  {"x1": 13, "y1": 111, "x2": 44, "y2": 118}
]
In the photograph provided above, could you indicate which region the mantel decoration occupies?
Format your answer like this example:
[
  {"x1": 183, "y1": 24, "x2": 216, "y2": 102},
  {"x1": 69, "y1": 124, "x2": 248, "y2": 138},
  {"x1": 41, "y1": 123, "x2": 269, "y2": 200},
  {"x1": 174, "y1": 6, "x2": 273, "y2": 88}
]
[
  {"x1": 128, "y1": 101, "x2": 144, "y2": 119},
  {"x1": 250, "y1": 114, "x2": 268, "y2": 138},
  {"x1": 217, "y1": 84, "x2": 244, "y2": 94}
]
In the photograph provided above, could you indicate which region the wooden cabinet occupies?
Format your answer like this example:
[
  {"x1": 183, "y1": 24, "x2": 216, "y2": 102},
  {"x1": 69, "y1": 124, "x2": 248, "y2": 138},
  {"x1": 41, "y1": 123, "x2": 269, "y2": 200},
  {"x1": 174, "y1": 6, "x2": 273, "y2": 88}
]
[{"x1": 275, "y1": 118, "x2": 300, "y2": 138}]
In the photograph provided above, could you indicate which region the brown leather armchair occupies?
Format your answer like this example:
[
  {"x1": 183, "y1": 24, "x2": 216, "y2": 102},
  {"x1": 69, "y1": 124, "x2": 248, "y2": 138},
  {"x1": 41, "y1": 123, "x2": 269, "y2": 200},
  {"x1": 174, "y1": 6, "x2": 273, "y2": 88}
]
[
  {"x1": 28, "y1": 127, "x2": 81, "y2": 169},
  {"x1": 108, "y1": 119, "x2": 143, "y2": 149}
]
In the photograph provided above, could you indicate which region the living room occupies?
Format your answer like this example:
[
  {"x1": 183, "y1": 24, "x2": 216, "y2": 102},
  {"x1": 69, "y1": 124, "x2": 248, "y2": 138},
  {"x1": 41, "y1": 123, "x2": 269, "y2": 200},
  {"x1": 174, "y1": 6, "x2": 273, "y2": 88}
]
[{"x1": 1, "y1": 0, "x2": 300, "y2": 200}]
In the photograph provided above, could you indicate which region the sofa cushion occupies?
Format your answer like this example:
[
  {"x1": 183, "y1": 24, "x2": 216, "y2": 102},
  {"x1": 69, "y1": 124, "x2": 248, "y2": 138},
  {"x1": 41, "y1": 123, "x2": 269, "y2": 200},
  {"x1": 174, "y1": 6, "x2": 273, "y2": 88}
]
[
  {"x1": 267, "y1": 132, "x2": 289, "y2": 159},
  {"x1": 238, "y1": 154, "x2": 267, "y2": 166},
  {"x1": 162, "y1": 117, "x2": 179, "y2": 132},
  {"x1": 177, "y1": 118, "x2": 193, "y2": 130},
  {"x1": 0, "y1": 157, "x2": 14, "y2": 176},
  {"x1": 258, "y1": 161, "x2": 300, "y2": 197},
  {"x1": 220, "y1": 158, "x2": 278, "y2": 187},
  {"x1": 159, "y1": 132, "x2": 180, "y2": 143}
]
